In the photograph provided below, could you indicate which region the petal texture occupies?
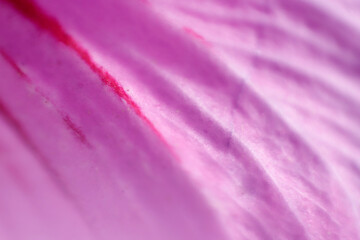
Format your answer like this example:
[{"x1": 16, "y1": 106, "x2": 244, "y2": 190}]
[{"x1": 0, "y1": 0, "x2": 360, "y2": 239}]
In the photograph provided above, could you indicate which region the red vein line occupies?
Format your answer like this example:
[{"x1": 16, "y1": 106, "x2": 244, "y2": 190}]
[
  {"x1": 0, "y1": 49, "x2": 26, "y2": 78},
  {"x1": 1, "y1": 49, "x2": 92, "y2": 147},
  {"x1": 2, "y1": 0, "x2": 181, "y2": 162},
  {"x1": 3, "y1": 0, "x2": 161, "y2": 134}
]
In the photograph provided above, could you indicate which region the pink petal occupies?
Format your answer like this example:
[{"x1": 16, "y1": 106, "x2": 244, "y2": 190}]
[{"x1": 0, "y1": 0, "x2": 359, "y2": 239}]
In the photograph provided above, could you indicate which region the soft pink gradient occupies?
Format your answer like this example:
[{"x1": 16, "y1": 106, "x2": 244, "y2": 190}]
[{"x1": 0, "y1": 0, "x2": 360, "y2": 239}]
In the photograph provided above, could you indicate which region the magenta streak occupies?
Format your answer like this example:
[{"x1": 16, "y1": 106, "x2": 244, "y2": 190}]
[
  {"x1": 183, "y1": 27, "x2": 211, "y2": 46},
  {"x1": 62, "y1": 115, "x2": 91, "y2": 147}
]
